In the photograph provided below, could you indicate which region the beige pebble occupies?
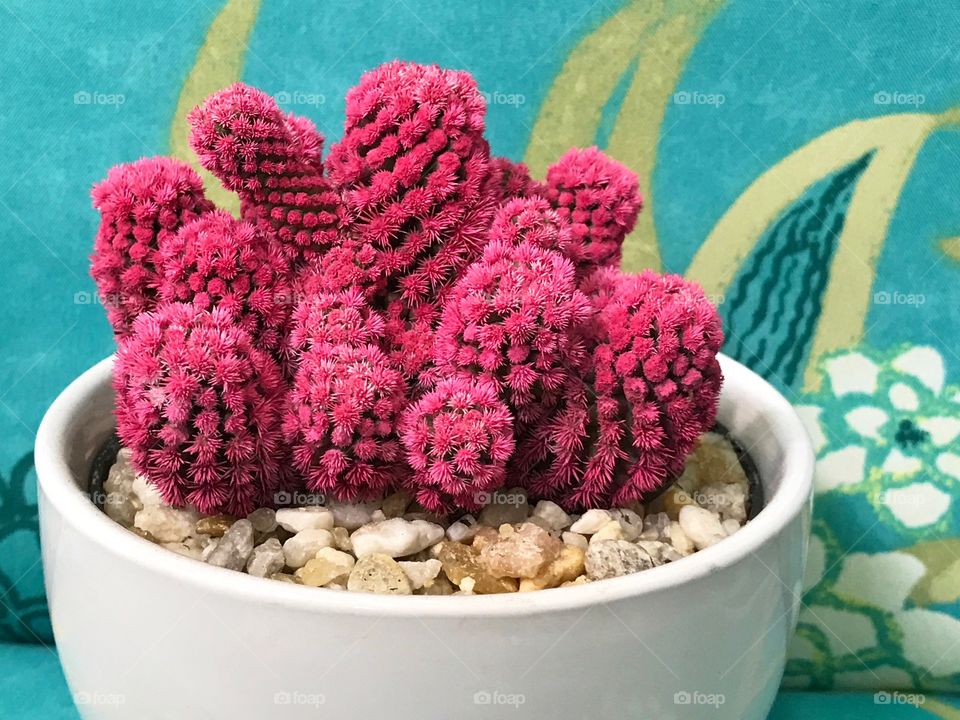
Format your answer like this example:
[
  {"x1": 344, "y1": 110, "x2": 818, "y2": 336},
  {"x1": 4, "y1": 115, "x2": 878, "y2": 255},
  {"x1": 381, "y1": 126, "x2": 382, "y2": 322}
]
[
  {"x1": 347, "y1": 554, "x2": 412, "y2": 595},
  {"x1": 296, "y1": 547, "x2": 356, "y2": 587},
  {"x1": 435, "y1": 541, "x2": 518, "y2": 594},
  {"x1": 561, "y1": 532, "x2": 588, "y2": 550},
  {"x1": 479, "y1": 523, "x2": 562, "y2": 579},
  {"x1": 195, "y1": 514, "x2": 237, "y2": 538},
  {"x1": 519, "y1": 545, "x2": 586, "y2": 592},
  {"x1": 589, "y1": 520, "x2": 625, "y2": 544}
]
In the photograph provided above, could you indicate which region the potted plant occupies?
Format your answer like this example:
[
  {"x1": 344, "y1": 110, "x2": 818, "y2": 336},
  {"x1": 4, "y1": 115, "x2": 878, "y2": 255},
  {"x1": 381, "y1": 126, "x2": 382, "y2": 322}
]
[{"x1": 37, "y1": 61, "x2": 813, "y2": 719}]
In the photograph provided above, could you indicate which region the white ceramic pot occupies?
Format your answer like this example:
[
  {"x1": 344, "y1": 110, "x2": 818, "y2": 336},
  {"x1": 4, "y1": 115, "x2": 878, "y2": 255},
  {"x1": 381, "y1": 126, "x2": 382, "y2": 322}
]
[{"x1": 37, "y1": 354, "x2": 813, "y2": 720}]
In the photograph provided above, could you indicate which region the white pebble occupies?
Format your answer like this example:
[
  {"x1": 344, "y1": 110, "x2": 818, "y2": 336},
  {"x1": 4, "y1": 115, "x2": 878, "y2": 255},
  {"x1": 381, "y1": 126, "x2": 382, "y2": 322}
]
[
  {"x1": 561, "y1": 532, "x2": 588, "y2": 550},
  {"x1": 351, "y1": 518, "x2": 444, "y2": 558},
  {"x1": 611, "y1": 508, "x2": 643, "y2": 541},
  {"x1": 398, "y1": 559, "x2": 443, "y2": 590},
  {"x1": 722, "y1": 518, "x2": 742, "y2": 536},
  {"x1": 247, "y1": 507, "x2": 277, "y2": 533},
  {"x1": 532, "y1": 500, "x2": 572, "y2": 531},
  {"x1": 246, "y1": 538, "x2": 285, "y2": 578},
  {"x1": 206, "y1": 520, "x2": 255, "y2": 571},
  {"x1": 276, "y1": 507, "x2": 334, "y2": 533},
  {"x1": 131, "y1": 473, "x2": 164, "y2": 507},
  {"x1": 678, "y1": 505, "x2": 727, "y2": 550},
  {"x1": 570, "y1": 509, "x2": 612, "y2": 534},
  {"x1": 134, "y1": 505, "x2": 199, "y2": 543},
  {"x1": 696, "y1": 482, "x2": 748, "y2": 522},
  {"x1": 666, "y1": 521, "x2": 695, "y2": 555},
  {"x1": 589, "y1": 520, "x2": 625, "y2": 544},
  {"x1": 283, "y1": 528, "x2": 335, "y2": 568},
  {"x1": 446, "y1": 520, "x2": 478, "y2": 543},
  {"x1": 327, "y1": 500, "x2": 375, "y2": 531}
]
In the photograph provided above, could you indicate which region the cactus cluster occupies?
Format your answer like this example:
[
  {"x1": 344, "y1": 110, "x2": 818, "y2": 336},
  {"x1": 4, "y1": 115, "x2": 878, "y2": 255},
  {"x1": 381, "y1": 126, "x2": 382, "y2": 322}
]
[{"x1": 92, "y1": 61, "x2": 722, "y2": 517}]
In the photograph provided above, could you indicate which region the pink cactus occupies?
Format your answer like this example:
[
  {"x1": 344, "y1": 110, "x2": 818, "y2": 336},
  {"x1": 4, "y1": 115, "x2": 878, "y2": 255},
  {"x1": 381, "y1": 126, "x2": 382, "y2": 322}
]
[
  {"x1": 114, "y1": 303, "x2": 286, "y2": 515},
  {"x1": 285, "y1": 342, "x2": 406, "y2": 501},
  {"x1": 488, "y1": 197, "x2": 573, "y2": 255},
  {"x1": 543, "y1": 147, "x2": 642, "y2": 276},
  {"x1": 188, "y1": 83, "x2": 345, "y2": 267},
  {"x1": 515, "y1": 271, "x2": 723, "y2": 510},
  {"x1": 95, "y1": 64, "x2": 725, "y2": 522},
  {"x1": 158, "y1": 211, "x2": 294, "y2": 360},
  {"x1": 434, "y1": 241, "x2": 592, "y2": 425},
  {"x1": 400, "y1": 376, "x2": 515, "y2": 513},
  {"x1": 486, "y1": 156, "x2": 537, "y2": 205},
  {"x1": 288, "y1": 286, "x2": 384, "y2": 352},
  {"x1": 90, "y1": 157, "x2": 213, "y2": 336},
  {"x1": 326, "y1": 61, "x2": 493, "y2": 309}
]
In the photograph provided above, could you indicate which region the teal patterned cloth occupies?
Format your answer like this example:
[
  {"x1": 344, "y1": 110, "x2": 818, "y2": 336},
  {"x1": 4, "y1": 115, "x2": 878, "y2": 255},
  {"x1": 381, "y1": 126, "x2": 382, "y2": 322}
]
[{"x1": 1, "y1": 0, "x2": 959, "y2": 709}]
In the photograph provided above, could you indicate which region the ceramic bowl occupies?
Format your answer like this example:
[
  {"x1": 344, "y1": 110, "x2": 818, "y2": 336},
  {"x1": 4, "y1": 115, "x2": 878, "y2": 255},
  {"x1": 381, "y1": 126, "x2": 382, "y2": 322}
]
[{"x1": 37, "y1": 354, "x2": 813, "y2": 719}]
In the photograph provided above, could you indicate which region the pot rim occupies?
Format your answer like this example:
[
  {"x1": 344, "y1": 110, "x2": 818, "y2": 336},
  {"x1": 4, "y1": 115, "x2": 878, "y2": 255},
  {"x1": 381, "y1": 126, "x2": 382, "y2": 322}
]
[{"x1": 36, "y1": 354, "x2": 813, "y2": 618}]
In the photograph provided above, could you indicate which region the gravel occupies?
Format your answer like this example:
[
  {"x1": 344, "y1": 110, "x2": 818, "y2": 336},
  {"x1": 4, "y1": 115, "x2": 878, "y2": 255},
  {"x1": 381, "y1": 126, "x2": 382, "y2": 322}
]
[{"x1": 102, "y1": 431, "x2": 752, "y2": 595}]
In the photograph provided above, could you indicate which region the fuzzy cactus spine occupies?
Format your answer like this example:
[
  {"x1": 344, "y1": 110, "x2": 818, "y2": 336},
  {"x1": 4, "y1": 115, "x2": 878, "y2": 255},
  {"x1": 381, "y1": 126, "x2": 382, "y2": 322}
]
[
  {"x1": 433, "y1": 240, "x2": 592, "y2": 425},
  {"x1": 114, "y1": 303, "x2": 286, "y2": 515},
  {"x1": 188, "y1": 83, "x2": 344, "y2": 268},
  {"x1": 400, "y1": 376, "x2": 515, "y2": 513},
  {"x1": 285, "y1": 342, "x2": 406, "y2": 501},
  {"x1": 326, "y1": 61, "x2": 493, "y2": 309},
  {"x1": 158, "y1": 211, "x2": 294, "y2": 364},
  {"x1": 90, "y1": 157, "x2": 213, "y2": 336},
  {"x1": 543, "y1": 147, "x2": 642, "y2": 277},
  {"x1": 515, "y1": 270, "x2": 723, "y2": 510}
]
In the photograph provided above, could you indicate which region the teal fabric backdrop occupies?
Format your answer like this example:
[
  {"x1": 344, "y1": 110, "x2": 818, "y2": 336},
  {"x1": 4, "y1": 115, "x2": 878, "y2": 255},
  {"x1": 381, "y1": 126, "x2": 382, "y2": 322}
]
[{"x1": 2, "y1": 0, "x2": 960, "y2": 713}]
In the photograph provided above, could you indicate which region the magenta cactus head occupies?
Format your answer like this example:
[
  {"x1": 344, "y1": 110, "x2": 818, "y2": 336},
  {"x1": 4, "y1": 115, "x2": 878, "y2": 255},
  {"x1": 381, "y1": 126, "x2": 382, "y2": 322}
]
[
  {"x1": 187, "y1": 83, "x2": 344, "y2": 267},
  {"x1": 486, "y1": 156, "x2": 537, "y2": 204},
  {"x1": 158, "y1": 211, "x2": 294, "y2": 358},
  {"x1": 400, "y1": 376, "x2": 515, "y2": 513},
  {"x1": 285, "y1": 342, "x2": 406, "y2": 501},
  {"x1": 326, "y1": 61, "x2": 493, "y2": 308},
  {"x1": 543, "y1": 147, "x2": 642, "y2": 276},
  {"x1": 488, "y1": 197, "x2": 573, "y2": 255},
  {"x1": 114, "y1": 303, "x2": 286, "y2": 515},
  {"x1": 288, "y1": 287, "x2": 385, "y2": 352},
  {"x1": 516, "y1": 270, "x2": 723, "y2": 510},
  {"x1": 434, "y1": 241, "x2": 592, "y2": 425},
  {"x1": 90, "y1": 157, "x2": 213, "y2": 336}
]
